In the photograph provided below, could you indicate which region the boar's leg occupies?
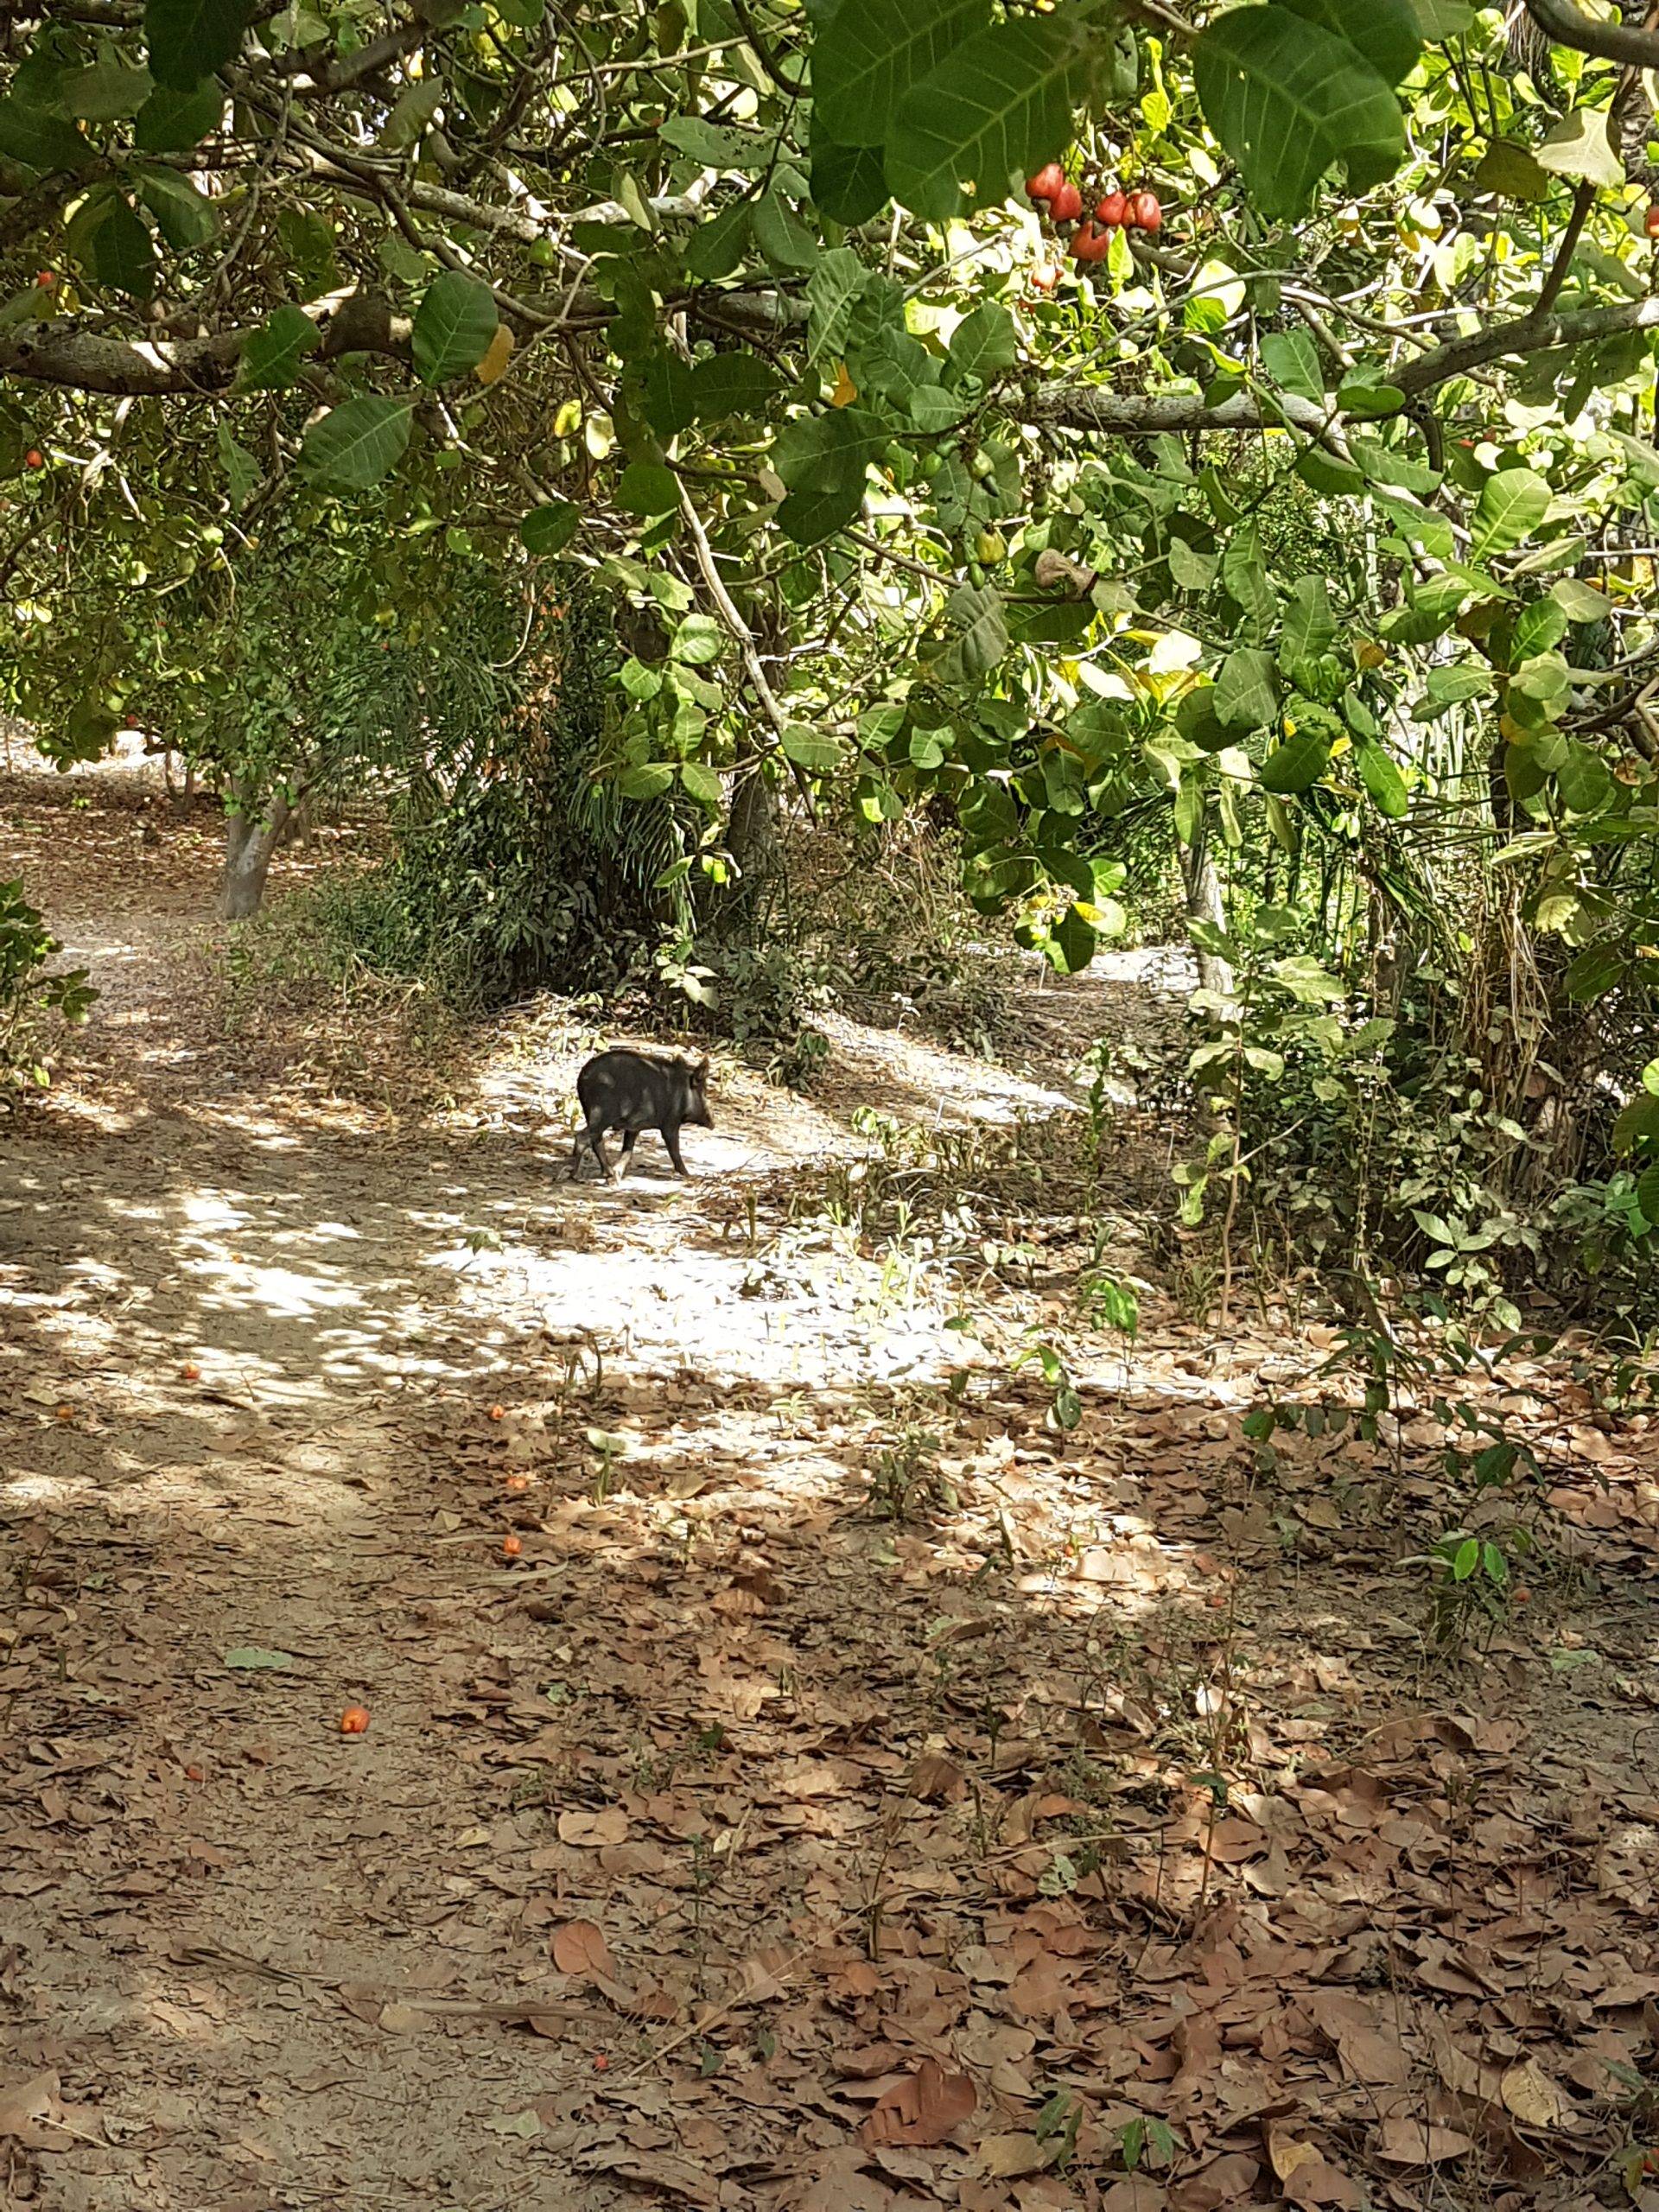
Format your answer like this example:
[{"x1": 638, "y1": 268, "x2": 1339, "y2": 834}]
[
  {"x1": 615, "y1": 1130, "x2": 639, "y2": 1179},
  {"x1": 662, "y1": 1124, "x2": 690, "y2": 1176}
]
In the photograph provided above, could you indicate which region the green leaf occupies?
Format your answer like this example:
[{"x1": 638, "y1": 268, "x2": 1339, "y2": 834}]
[
  {"x1": 1357, "y1": 741, "x2": 1408, "y2": 817},
  {"x1": 0, "y1": 96, "x2": 93, "y2": 175},
  {"x1": 1637, "y1": 1160, "x2": 1659, "y2": 1230},
  {"x1": 1535, "y1": 107, "x2": 1623, "y2": 188},
  {"x1": 1556, "y1": 740, "x2": 1612, "y2": 816},
  {"x1": 1563, "y1": 943, "x2": 1623, "y2": 1002},
  {"x1": 683, "y1": 199, "x2": 751, "y2": 281},
  {"x1": 145, "y1": 0, "x2": 258, "y2": 89},
  {"x1": 772, "y1": 407, "x2": 887, "y2": 543},
  {"x1": 1335, "y1": 366, "x2": 1405, "y2": 419},
  {"x1": 780, "y1": 721, "x2": 848, "y2": 771},
  {"x1": 751, "y1": 191, "x2": 818, "y2": 270},
  {"x1": 613, "y1": 762, "x2": 674, "y2": 799},
  {"x1": 681, "y1": 760, "x2": 723, "y2": 807},
  {"x1": 617, "y1": 461, "x2": 680, "y2": 516},
  {"x1": 69, "y1": 190, "x2": 157, "y2": 298},
  {"x1": 810, "y1": 133, "x2": 891, "y2": 225},
  {"x1": 1471, "y1": 468, "x2": 1551, "y2": 562},
  {"x1": 1260, "y1": 327, "x2": 1324, "y2": 404},
  {"x1": 1550, "y1": 576, "x2": 1611, "y2": 624},
  {"x1": 886, "y1": 14, "x2": 1090, "y2": 225},
  {"x1": 1281, "y1": 575, "x2": 1336, "y2": 661},
  {"x1": 1259, "y1": 730, "x2": 1332, "y2": 793},
  {"x1": 659, "y1": 115, "x2": 773, "y2": 169},
  {"x1": 1215, "y1": 647, "x2": 1280, "y2": 728},
  {"x1": 949, "y1": 302, "x2": 1018, "y2": 381},
  {"x1": 1471, "y1": 137, "x2": 1552, "y2": 203},
  {"x1": 1193, "y1": 4, "x2": 1405, "y2": 219},
  {"x1": 1612, "y1": 1095, "x2": 1659, "y2": 1153},
  {"x1": 412, "y1": 270, "x2": 498, "y2": 385},
  {"x1": 672, "y1": 613, "x2": 724, "y2": 664},
  {"x1": 1281, "y1": 0, "x2": 1421, "y2": 85},
  {"x1": 814, "y1": 0, "x2": 991, "y2": 149},
  {"x1": 215, "y1": 420, "x2": 258, "y2": 509},
  {"x1": 137, "y1": 166, "x2": 216, "y2": 250},
  {"x1": 301, "y1": 396, "x2": 413, "y2": 488},
  {"x1": 224, "y1": 1644, "x2": 300, "y2": 1670},
  {"x1": 520, "y1": 499, "x2": 579, "y2": 555},
  {"x1": 928, "y1": 582, "x2": 1008, "y2": 684},
  {"x1": 133, "y1": 79, "x2": 220, "y2": 149},
  {"x1": 238, "y1": 303, "x2": 319, "y2": 390},
  {"x1": 66, "y1": 54, "x2": 153, "y2": 123},
  {"x1": 381, "y1": 78, "x2": 442, "y2": 150}
]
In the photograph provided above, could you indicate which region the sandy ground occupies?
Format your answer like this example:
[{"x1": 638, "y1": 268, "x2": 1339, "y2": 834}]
[{"x1": 3, "y1": 769, "x2": 1658, "y2": 2212}]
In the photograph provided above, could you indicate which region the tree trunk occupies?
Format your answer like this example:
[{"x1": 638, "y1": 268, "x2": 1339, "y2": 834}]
[
  {"x1": 722, "y1": 767, "x2": 780, "y2": 937},
  {"x1": 219, "y1": 789, "x2": 291, "y2": 921},
  {"x1": 1179, "y1": 830, "x2": 1234, "y2": 998}
]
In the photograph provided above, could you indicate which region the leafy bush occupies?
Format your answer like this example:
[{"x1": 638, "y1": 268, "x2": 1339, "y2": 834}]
[{"x1": 0, "y1": 879, "x2": 94, "y2": 1099}]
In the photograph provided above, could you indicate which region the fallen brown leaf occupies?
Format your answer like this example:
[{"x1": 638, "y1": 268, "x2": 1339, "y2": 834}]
[
  {"x1": 860, "y1": 2059, "x2": 976, "y2": 2148},
  {"x1": 551, "y1": 1918, "x2": 613, "y2": 1980},
  {"x1": 1375, "y1": 2116, "x2": 1475, "y2": 2167}
]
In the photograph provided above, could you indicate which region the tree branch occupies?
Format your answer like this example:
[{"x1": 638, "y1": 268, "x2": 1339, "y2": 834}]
[
  {"x1": 0, "y1": 292, "x2": 410, "y2": 396},
  {"x1": 1523, "y1": 0, "x2": 1659, "y2": 67}
]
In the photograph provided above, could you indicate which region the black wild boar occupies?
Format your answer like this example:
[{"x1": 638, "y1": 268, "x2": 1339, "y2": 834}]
[{"x1": 570, "y1": 1049, "x2": 713, "y2": 1181}]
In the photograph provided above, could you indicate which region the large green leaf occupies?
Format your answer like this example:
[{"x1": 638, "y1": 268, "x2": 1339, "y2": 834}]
[
  {"x1": 67, "y1": 189, "x2": 156, "y2": 298},
  {"x1": 238, "y1": 304, "x2": 320, "y2": 390},
  {"x1": 145, "y1": 0, "x2": 258, "y2": 90},
  {"x1": 1192, "y1": 4, "x2": 1405, "y2": 219},
  {"x1": 133, "y1": 80, "x2": 221, "y2": 150},
  {"x1": 1260, "y1": 731, "x2": 1332, "y2": 793},
  {"x1": 1281, "y1": 0, "x2": 1421, "y2": 85},
  {"x1": 137, "y1": 167, "x2": 216, "y2": 251},
  {"x1": 1535, "y1": 107, "x2": 1623, "y2": 188},
  {"x1": 949, "y1": 302, "x2": 1018, "y2": 382},
  {"x1": 1357, "y1": 741, "x2": 1408, "y2": 817},
  {"x1": 1215, "y1": 647, "x2": 1281, "y2": 728},
  {"x1": 0, "y1": 95, "x2": 94, "y2": 174},
  {"x1": 1281, "y1": 575, "x2": 1336, "y2": 662},
  {"x1": 412, "y1": 272, "x2": 499, "y2": 385},
  {"x1": 810, "y1": 134, "x2": 890, "y2": 226},
  {"x1": 1556, "y1": 741, "x2": 1612, "y2": 817},
  {"x1": 301, "y1": 396, "x2": 413, "y2": 488},
  {"x1": 1471, "y1": 468, "x2": 1551, "y2": 562},
  {"x1": 886, "y1": 15, "x2": 1089, "y2": 224},
  {"x1": 772, "y1": 408, "x2": 887, "y2": 543},
  {"x1": 520, "y1": 499, "x2": 579, "y2": 555},
  {"x1": 814, "y1": 0, "x2": 991, "y2": 149}
]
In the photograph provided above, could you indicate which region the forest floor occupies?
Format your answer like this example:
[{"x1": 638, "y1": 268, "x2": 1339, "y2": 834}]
[{"x1": 3, "y1": 766, "x2": 1659, "y2": 2212}]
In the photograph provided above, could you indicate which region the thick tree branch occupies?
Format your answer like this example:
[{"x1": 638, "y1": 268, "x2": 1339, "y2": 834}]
[
  {"x1": 1392, "y1": 295, "x2": 1659, "y2": 394},
  {"x1": 1523, "y1": 0, "x2": 1659, "y2": 67},
  {"x1": 0, "y1": 293, "x2": 410, "y2": 395}
]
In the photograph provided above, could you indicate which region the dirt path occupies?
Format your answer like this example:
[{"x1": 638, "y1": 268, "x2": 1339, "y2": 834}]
[{"x1": 4, "y1": 779, "x2": 1659, "y2": 2212}]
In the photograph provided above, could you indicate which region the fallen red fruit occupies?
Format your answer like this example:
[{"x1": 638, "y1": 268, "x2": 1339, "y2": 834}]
[
  {"x1": 1026, "y1": 161, "x2": 1065, "y2": 202},
  {"x1": 35, "y1": 270, "x2": 54, "y2": 289},
  {"x1": 1127, "y1": 190, "x2": 1163, "y2": 232},
  {"x1": 1646, "y1": 204, "x2": 1659, "y2": 238},
  {"x1": 502, "y1": 1535, "x2": 523, "y2": 1559},
  {"x1": 24, "y1": 449, "x2": 43, "y2": 468},
  {"x1": 340, "y1": 1705, "x2": 371, "y2": 1735},
  {"x1": 488, "y1": 1403, "x2": 505, "y2": 1421},
  {"x1": 1095, "y1": 190, "x2": 1127, "y2": 228},
  {"x1": 1071, "y1": 221, "x2": 1111, "y2": 265},
  {"x1": 181, "y1": 1362, "x2": 200, "y2": 1381},
  {"x1": 1050, "y1": 181, "x2": 1084, "y2": 224}
]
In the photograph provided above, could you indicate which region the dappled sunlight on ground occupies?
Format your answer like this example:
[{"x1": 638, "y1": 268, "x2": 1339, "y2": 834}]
[{"x1": 4, "y1": 768, "x2": 1659, "y2": 2210}]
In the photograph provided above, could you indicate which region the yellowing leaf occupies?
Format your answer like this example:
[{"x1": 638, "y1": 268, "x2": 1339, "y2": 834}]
[
  {"x1": 829, "y1": 362, "x2": 858, "y2": 408},
  {"x1": 474, "y1": 322, "x2": 515, "y2": 385}
]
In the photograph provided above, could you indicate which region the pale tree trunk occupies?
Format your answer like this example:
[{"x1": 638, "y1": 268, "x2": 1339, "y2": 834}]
[
  {"x1": 1179, "y1": 828, "x2": 1235, "y2": 998},
  {"x1": 722, "y1": 766, "x2": 780, "y2": 937},
  {"x1": 219, "y1": 786, "x2": 293, "y2": 921}
]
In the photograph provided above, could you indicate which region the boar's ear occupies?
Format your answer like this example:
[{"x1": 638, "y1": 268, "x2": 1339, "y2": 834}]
[{"x1": 695, "y1": 1055, "x2": 710, "y2": 1077}]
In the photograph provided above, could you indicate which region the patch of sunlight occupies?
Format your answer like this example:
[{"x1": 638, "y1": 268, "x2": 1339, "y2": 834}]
[
  {"x1": 3, "y1": 1471, "x2": 89, "y2": 1505},
  {"x1": 181, "y1": 1192, "x2": 250, "y2": 1232},
  {"x1": 181, "y1": 1256, "x2": 368, "y2": 1319}
]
